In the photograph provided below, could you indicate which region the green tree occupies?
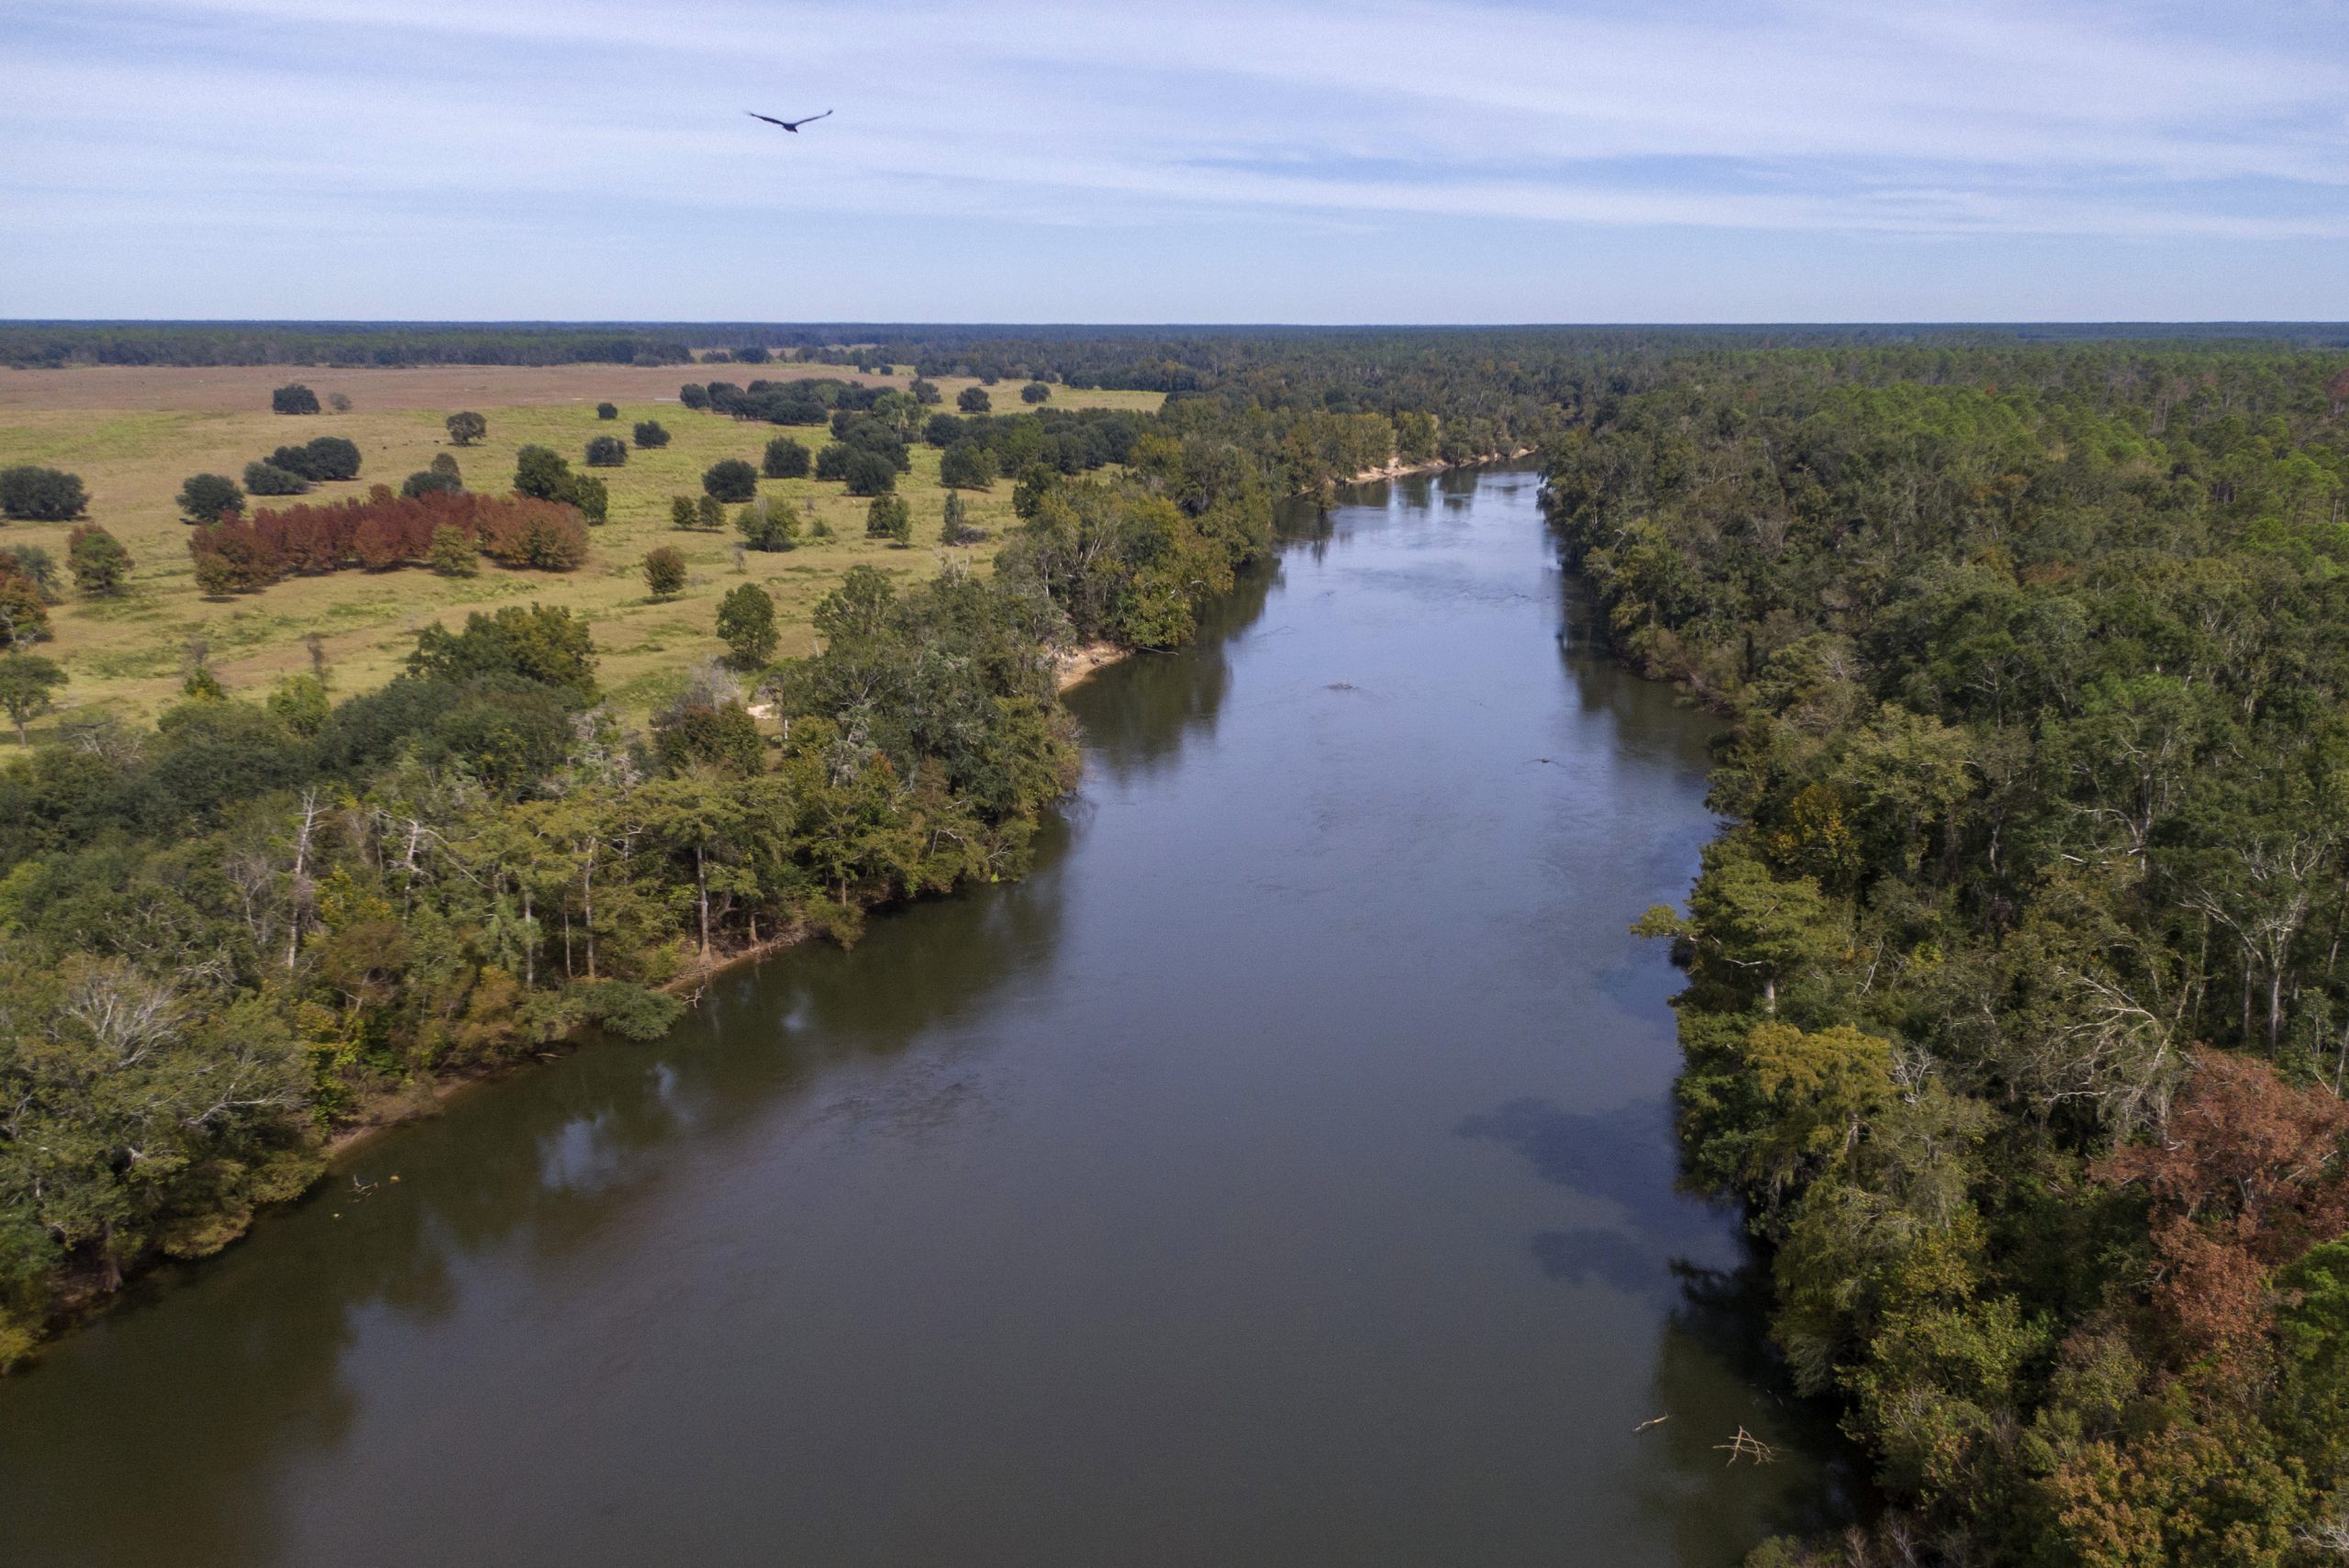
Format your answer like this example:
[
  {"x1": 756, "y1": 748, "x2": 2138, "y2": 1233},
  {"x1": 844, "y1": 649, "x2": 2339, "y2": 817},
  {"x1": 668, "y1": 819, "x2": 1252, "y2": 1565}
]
[
  {"x1": 429, "y1": 452, "x2": 461, "y2": 481},
  {"x1": 940, "y1": 441, "x2": 997, "y2": 489},
  {"x1": 0, "y1": 652, "x2": 65, "y2": 741},
  {"x1": 408, "y1": 604, "x2": 597, "y2": 695},
  {"x1": 866, "y1": 494, "x2": 913, "y2": 546},
  {"x1": 633, "y1": 420, "x2": 671, "y2": 449},
  {"x1": 65, "y1": 524, "x2": 132, "y2": 597},
  {"x1": 402, "y1": 467, "x2": 462, "y2": 498},
  {"x1": 843, "y1": 450, "x2": 896, "y2": 496},
  {"x1": 642, "y1": 547, "x2": 688, "y2": 599},
  {"x1": 584, "y1": 435, "x2": 628, "y2": 467},
  {"x1": 174, "y1": 473, "x2": 244, "y2": 524},
  {"x1": 703, "y1": 459, "x2": 759, "y2": 503},
  {"x1": 514, "y1": 445, "x2": 573, "y2": 501},
  {"x1": 271, "y1": 383, "x2": 320, "y2": 415},
  {"x1": 428, "y1": 523, "x2": 478, "y2": 577},
  {"x1": 697, "y1": 495, "x2": 727, "y2": 531},
  {"x1": 241, "y1": 462, "x2": 307, "y2": 495},
  {"x1": 941, "y1": 490, "x2": 983, "y2": 545},
  {"x1": 735, "y1": 496, "x2": 801, "y2": 552},
  {"x1": 569, "y1": 473, "x2": 608, "y2": 524},
  {"x1": 763, "y1": 437, "x2": 811, "y2": 479},
  {"x1": 716, "y1": 583, "x2": 778, "y2": 668},
  {"x1": 957, "y1": 386, "x2": 991, "y2": 414},
  {"x1": 596, "y1": 401, "x2": 618, "y2": 420},
  {"x1": 671, "y1": 495, "x2": 699, "y2": 530},
  {"x1": 445, "y1": 410, "x2": 487, "y2": 446},
  {"x1": 1019, "y1": 381, "x2": 1051, "y2": 404},
  {"x1": 0, "y1": 466, "x2": 88, "y2": 522}
]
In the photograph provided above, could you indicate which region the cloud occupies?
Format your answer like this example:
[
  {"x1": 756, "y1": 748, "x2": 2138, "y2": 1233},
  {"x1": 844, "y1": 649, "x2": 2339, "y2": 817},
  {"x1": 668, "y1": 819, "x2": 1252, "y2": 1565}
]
[{"x1": 3, "y1": 0, "x2": 2343, "y2": 317}]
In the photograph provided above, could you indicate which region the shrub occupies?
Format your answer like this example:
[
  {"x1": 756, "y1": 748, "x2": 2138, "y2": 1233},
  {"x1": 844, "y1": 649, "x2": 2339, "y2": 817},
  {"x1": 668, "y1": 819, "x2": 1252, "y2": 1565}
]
[
  {"x1": 697, "y1": 495, "x2": 727, "y2": 531},
  {"x1": 678, "y1": 384, "x2": 710, "y2": 411},
  {"x1": 941, "y1": 490, "x2": 985, "y2": 546},
  {"x1": 957, "y1": 386, "x2": 991, "y2": 414},
  {"x1": 243, "y1": 461, "x2": 310, "y2": 496},
  {"x1": 402, "y1": 469, "x2": 462, "y2": 498},
  {"x1": 736, "y1": 496, "x2": 800, "y2": 551},
  {"x1": 715, "y1": 583, "x2": 778, "y2": 668},
  {"x1": 429, "y1": 452, "x2": 461, "y2": 481},
  {"x1": 703, "y1": 459, "x2": 759, "y2": 503},
  {"x1": 0, "y1": 466, "x2": 88, "y2": 521},
  {"x1": 763, "y1": 436, "x2": 811, "y2": 479},
  {"x1": 1019, "y1": 381, "x2": 1051, "y2": 404},
  {"x1": 328, "y1": 392, "x2": 351, "y2": 413},
  {"x1": 641, "y1": 546, "x2": 688, "y2": 598},
  {"x1": 272, "y1": 384, "x2": 320, "y2": 415},
  {"x1": 584, "y1": 435, "x2": 628, "y2": 467},
  {"x1": 671, "y1": 495, "x2": 699, "y2": 530},
  {"x1": 266, "y1": 437, "x2": 360, "y2": 483},
  {"x1": 634, "y1": 420, "x2": 671, "y2": 449},
  {"x1": 596, "y1": 402, "x2": 618, "y2": 420},
  {"x1": 66, "y1": 524, "x2": 132, "y2": 596},
  {"x1": 843, "y1": 450, "x2": 896, "y2": 496},
  {"x1": 940, "y1": 441, "x2": 997, "y2": 489},
  {"x1": 175, "y1": 473, "x2": 245, "y2": 524},
  {"x1": 865, "y1": 494, "x2": 912, "y2": 545},
  {"x1": 445, "y1": 410, "x2": 487, "y2": 446}
]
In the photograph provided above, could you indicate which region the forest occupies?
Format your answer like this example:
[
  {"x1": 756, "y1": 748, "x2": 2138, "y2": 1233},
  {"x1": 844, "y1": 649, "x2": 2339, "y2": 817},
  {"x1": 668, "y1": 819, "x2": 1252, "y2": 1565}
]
[{"x1": 1549, "y1": 345, "x2": 2349, "y2": 1563}]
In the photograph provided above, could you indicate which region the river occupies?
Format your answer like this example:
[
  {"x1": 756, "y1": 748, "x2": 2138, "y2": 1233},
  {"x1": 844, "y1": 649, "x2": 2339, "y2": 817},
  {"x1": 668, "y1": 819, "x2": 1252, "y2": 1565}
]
[{"x1": 0, "y1": 464, "x2": 1852, "y2": 1566}]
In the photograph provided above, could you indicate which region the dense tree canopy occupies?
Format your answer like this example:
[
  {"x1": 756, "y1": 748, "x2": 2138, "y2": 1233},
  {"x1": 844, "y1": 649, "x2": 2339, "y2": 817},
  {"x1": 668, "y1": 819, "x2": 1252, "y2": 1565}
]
[{"x1": 0, "y1": 467, "x2": 88, "y2": 523}]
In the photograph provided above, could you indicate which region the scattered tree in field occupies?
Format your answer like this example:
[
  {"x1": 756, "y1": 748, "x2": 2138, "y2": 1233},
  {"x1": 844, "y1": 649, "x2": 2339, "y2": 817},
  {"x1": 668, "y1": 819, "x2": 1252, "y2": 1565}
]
[
  {"x1": 445, "y1": 410, "x2": 487, "y2": 446},
  {"x1": 429, "y1": 522, "x2": 478, "y2": 576},
  {"x1": 941, "y1": 490, "x2": 985, "y2": 545},
  {"x1": 596, "y1": 402, "x2": 618, "y2": 420},
  {"x1": 402, "y1": 468, "x2": 462, "y2": 498},
  {"x1": 842, "y1": 450, "x2": 896, "y2": 497},
  {"x1": 272, "y1": 384, "x2": 320, "y2": 415},
  {"x1": 736, "y1": 496, "x2": 801, "y2": 551},
  {"x1": 584, "y1": 435, "x2": 628, "y2": 467},
  {"x1": 672, "y1": 495, "x2": 699, "y2": 530},
  {"x1": 1019, "y1": 381, "x2": 1051, "y2": 404},
  {"x1": 0, "y1": 466, "x2": 88, "y2": 521},
  {"x1": 328, "y1": 392, "x2": 351, "y2": 413},
  {"x1": 0, "y1": 653, "x2": 66, "y2": 743},
  {"x1": 909, "y1": 377, "x2": 941, "y2": 406},
  {"x1": 243, "y1": 461, "x2": 309, "y2": 495},
  {"x1": 940, "y1": 441, "x2": 997, "y2": 489},
  {"x1": 515, "y1": 445, "x2": 573, "y2": 500},
  {"x1": 697, "y1": 495, "x2": 727, "y2": 530},
  {"x1": 190, "y1": 550, "x2": 240, "y2": 597},
  {"x1": 716, "y1": 582, "x2": 778, "y2": 667},
  {"x1": 641, "y1": 547, "x2": 688, "y2": 599},
  {"x1": 703, "y1": 459, "x2": 759, "y2": 503},
  {"x1": 0, "y1": 562, "x2": 51, "y2": 646},
  {"x1": 5, "y1": 546, "x2": 59, "y2": 602},
  {"x1": 429, "y1": 452, "x2": 462, "y2": 483},
  {"x1": 66, "y1": 524, "x2": 132, "y2": 596},
  {"x1": 678, "y1": 384, "x2": 710, "y2": 411},
  {"x1": 265, "y1": 436, "x2": 361, "y2": 483},
  {"x1": 176, "y1": 473, "x2": 245, "y2": 524},
  {"x1": 763, "y1": 436, "x2": 811, "y2": 479},
  {"x1": 957, "y1": 385, "x2": 991, "y2": 414},
  {"x1": 865, "y1": 494, "x2": 913, "y2": 546},
  {"x1": 570, "y1": 473, "x2": 608, "y2": 524},
  {"x1": 634, "y1": 420, "x2": 671, "y2": 449}
]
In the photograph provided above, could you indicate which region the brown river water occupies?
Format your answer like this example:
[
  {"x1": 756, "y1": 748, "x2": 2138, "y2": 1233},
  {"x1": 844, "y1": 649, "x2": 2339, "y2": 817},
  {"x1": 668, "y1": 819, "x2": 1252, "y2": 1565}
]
[{"x1": 0, "y1": 464, "x2": 1854, "y2": 1567}]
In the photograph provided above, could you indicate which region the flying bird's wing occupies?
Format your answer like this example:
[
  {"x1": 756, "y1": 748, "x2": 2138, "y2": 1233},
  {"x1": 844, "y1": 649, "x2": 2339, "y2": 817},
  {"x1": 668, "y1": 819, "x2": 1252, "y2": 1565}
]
[{"x1": 783, "y1": 109, "x2": 833, "y2": 130}]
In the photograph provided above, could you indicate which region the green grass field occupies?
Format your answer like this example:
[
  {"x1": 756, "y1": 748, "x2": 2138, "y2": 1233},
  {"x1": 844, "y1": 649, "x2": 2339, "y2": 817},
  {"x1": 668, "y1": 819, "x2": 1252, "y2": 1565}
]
[{"x1": 0, "y1": 368, "x2": 1162, "y2": 732}]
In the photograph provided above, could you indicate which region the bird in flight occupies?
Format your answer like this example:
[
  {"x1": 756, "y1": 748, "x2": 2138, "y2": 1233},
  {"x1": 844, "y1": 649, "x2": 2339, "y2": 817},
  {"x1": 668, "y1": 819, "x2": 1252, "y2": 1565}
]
[{"x1": 746, "y1": 109, "x2": 833, "y2": 133}]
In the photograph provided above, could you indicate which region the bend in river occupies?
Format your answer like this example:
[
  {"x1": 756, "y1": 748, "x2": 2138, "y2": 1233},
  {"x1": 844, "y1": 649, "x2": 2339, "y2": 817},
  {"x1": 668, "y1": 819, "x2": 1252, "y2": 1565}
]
[{"x1": 0, "y1": 464, "x2": 1854, "y2": 1568}]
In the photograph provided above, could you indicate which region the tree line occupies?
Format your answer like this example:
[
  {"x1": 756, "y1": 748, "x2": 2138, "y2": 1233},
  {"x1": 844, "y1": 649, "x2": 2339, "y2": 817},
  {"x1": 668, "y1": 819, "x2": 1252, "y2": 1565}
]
[{"x1": 1546, "y1": 344, "x2": 2349, "y2": 1564}]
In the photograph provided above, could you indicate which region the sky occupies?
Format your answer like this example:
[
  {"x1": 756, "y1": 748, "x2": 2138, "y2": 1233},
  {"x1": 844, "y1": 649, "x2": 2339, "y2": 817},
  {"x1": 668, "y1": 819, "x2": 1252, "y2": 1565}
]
[{"x1": 4, "y1": 0, "x2": 2346, "y2": 324}]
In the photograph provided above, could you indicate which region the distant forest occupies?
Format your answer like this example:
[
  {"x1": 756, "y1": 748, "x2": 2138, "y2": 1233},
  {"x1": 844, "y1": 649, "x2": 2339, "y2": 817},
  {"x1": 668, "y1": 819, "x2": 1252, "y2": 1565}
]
[{"x1": 7, "y1": 321, "x2": 2349, "y2": 1564}]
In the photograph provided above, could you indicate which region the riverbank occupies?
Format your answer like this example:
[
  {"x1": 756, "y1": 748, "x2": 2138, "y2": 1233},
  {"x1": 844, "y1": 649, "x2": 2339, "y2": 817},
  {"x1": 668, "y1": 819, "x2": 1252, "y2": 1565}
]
[{"x1": 1343, "y1": 447, "x2": 1535, "y2": 484}]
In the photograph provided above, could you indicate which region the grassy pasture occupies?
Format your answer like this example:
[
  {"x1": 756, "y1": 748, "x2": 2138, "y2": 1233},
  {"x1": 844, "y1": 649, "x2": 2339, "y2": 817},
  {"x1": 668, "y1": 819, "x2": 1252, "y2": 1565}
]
[{"x1": 0, "y1": 364, "x2": 1161, "y2": 731}]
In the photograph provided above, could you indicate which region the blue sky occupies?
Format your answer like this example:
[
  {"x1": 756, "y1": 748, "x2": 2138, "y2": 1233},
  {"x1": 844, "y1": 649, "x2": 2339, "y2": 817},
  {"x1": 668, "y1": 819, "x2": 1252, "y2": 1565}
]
[{"x1": 4, "y1": 0, "x2": 2345, "y2": 322}]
